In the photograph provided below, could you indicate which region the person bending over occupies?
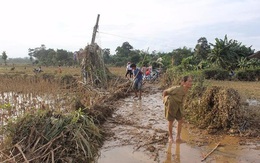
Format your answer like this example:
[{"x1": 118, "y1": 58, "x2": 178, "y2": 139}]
[{"x1": 163, "y1": 76, "x2": 193, "y2": 143}]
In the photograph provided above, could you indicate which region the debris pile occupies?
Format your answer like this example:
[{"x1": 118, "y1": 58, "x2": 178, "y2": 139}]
[
  {"x1": 1, "y1": 110, "x2": 103, "y2": 162},
  {"x1": 0, "y1": 75, "x2": 131, "y2": 163},
  {"x1": 184, "y1": 86, "x2": 245, "y2": 134}
]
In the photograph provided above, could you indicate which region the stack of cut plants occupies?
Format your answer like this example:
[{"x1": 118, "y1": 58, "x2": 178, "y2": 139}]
[
  {"x1": 184, "y1": 83, "x2": 260, "y2": 137},
  {"x1": 0, "y1": 109, "x2": 103, "y2": 162},
  {"x1": 0, "y1": 72, "x2": 131, "y2": 162}
]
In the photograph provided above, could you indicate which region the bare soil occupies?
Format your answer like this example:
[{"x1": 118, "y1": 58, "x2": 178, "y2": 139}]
[{"x1": 98, "y1": 83, "x2": 260, "y2": 163}]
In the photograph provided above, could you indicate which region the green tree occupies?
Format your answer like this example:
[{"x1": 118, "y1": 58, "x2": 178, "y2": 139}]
[
  {"x1": 56, "y1": 49, "x2": 74, "y2": 66},
  {"x1": 181, "y1": 56, "x2": 196, "y2": 71},
  {"x1": 208, "y1": 35, "x2": 254, "y2": 70},
  {"x1": 110, "y1": 42, "x2": 135, "y2": 66},
  {"x1": 103, "y1": 48, "x2": 111, "y2": 64},
  {"x1": 28, "y1": 45, "x2": 74, "y2": 66},
  {"x1": 2, "y1": 51, "x2": 8, "y2": 65},
  {"x1": 28, "y1": 44, "x2": 47, "y2": 64},
  {"x1": 194, "y1": 37, "x2": 211, "y2": 61},
  {"x1": 28, "y1": 48, "x2": 34, "y2": 64},
  {"x1": 248, "y1": 58, "x2": 260, "y2": 68},
  {"x1": 129, "y1": 50, "x2": 141, "y2": 64},
  {"x1": 171, "y1": 47, "x2": 193, "y2": 66},
  {"x1": 115, "y1": 42, "x2": 133, "y2": 58}
]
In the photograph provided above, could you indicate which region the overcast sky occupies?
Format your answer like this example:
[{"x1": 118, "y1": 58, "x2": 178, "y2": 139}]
[{"x1": 1, "y1": 0, "x2": 260, "y2": 58}]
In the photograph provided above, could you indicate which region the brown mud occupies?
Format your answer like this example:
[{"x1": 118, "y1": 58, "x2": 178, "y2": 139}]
[{"x1": 98, "y1": 83, "x2": 259, "y2": 163}]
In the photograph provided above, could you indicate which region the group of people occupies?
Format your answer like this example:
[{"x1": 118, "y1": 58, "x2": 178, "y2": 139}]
[
  {"x1": 125, "y1": 62, "x2": 152, "y2": 80},
  {"x1": 125, "y1": 61, "x2": 193, "y2": 144}
]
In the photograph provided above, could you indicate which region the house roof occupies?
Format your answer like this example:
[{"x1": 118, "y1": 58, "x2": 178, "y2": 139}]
[{"x1": 248, "y1": 51, "x2": 260, "y2": 59}]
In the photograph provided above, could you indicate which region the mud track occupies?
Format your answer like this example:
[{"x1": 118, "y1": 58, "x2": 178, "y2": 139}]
[{"x1": 98, "y1": 83, "x2": 259, "y2": 163}]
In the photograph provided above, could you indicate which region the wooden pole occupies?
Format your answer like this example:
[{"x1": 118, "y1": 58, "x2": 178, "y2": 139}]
[
  {"x1": 91, "y1": 14, "x2": 100, "y2": 45},
  {"x1": 201, "y1": 142, "x2": 221, "y2": 161}
]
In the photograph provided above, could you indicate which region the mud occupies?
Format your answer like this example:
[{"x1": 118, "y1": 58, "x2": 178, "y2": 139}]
[{"x1": 98, "y1": 84, "x2": 259, "y2": 163}]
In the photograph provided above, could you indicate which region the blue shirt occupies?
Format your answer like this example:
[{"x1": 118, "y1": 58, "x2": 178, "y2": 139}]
[{"x1": 133, "y1": 68, "x2": 143, "y2": 81}]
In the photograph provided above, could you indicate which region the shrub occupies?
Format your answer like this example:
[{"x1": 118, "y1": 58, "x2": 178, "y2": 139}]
[
  {"x1": 203, "y1": 69, "x2": 229, "y2": 80},
  {"x1": 236, "y1": 68, "x2": 260, "y2": 81}
]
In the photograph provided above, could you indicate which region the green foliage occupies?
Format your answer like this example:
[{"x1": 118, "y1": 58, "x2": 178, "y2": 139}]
[
  {"x1": 203, "y1": 68, "x2": 230, "y2": 80},
  {"x1": 115, "y1": 42, "x2": 133, "y2": 58},
  {"x1": 236, "y1": 68, "x2": 260, "y2": 81},
  {"x1": 197, "y1": 60, "x2": 210, "y2": 70},
  {"x1": 104, "y1": 36, "x2": 256, "y2": 73},
  {"x1": 237, "y1": 57, "x2": 249, "y2": 70},
  {"x1": 194, "y1": 37, "x2": 211, "y2": 61},
  {"x1": 172, "y1": 47, "x2": 193, "y2": 66},
  {"x1": 208, "y1": 35, "x2": 254, "y2": 70},
  {"x1": 180, "y1": 55, "x2": 196, "y2": 71},
  {"x1": 103, "y1": 48, "x2": 111, "y2": 64},
  {"x1": 162, "y1": 66, "x2": 192, "y2": 86},
  {"x1": 248, "y1": 58, "x2": 260, "y2": 68},
  {"x1": 2, "y1": 51, "x2": 8, "y2": 65},
  {"x1": 161, "y1": 54, "x2": 172, "y2": 68},
  {"x1": 238, "y1": 57, "x2": 260, "y2": 70},
  {"x1": 129, "y1": 51, "x2": 141, "y2": 64},
  {"x1": 28, "y1": 44, "x2": 76, "y2": 66}
]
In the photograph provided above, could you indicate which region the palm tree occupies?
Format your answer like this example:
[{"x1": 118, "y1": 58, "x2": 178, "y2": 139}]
[
  {"x1": 208, "y1": 35, "x2": 239, "y2": 69},
  {"x1": 237, "y1": 57, "x2": 249, "y2": 70},
  {"x1": 208, "y1": 35, "x2": 254, "y2": 70}
]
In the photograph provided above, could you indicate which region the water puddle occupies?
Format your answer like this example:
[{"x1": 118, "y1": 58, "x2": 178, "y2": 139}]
[
  {"x1": 0, "y1": 92, "x2": 71, "y2": 139},
  {"x1": 246, "y1": 99, "x2": 260, "y2": 106},
  {"x1": 99, "y1": 145, "x2": 153, "y2": 163},
  {"x1": 98, "y1": 86, "x2": 259, "y2": 163}
]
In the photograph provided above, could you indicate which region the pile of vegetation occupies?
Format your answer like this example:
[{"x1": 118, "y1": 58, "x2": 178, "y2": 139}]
[
  {"x1": 0, "y1": 73, "x2": 132, "y2": 162},
  {"x1": 183, "y1": 79, "x2": 260, "y2": 137},
  {"x1": 1, "y1": 109, "x2": 103, "y2": 162},
  {"x1": 161, "y1": 67, "x2": 260, "y2": 137}
]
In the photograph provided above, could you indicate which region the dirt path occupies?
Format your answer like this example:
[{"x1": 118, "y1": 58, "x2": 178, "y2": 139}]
[{"x1": 98, "y1": 84, "x2": 259, "y2": 163}]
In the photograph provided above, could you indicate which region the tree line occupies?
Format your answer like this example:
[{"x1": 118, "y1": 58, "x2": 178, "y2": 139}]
[
  {"x1": 1, "y1": 35, "x2": 259, "y2": 71},
  {"x1": 106, "y1": 35, "x2": 259, "y2": 71}
]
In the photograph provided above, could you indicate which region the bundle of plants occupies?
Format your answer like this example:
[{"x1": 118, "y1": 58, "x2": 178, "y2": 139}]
[
  {"x1": 87, "y1": 79, "x2": 133, "y2": 105},
  {"x1": 1, "y1": 109, "x2": 103, "y2": 163},
  {"x1": 85, "y1": 104, "x2": 116, "y2": 125},
  {"x1": 184, "y1": 85, "x2": 244, "y2": 134}
]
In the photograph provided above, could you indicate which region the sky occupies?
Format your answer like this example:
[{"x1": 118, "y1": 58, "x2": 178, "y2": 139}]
[{"x1": 1, "y1": 0, "x2": 260, "y2": 58}]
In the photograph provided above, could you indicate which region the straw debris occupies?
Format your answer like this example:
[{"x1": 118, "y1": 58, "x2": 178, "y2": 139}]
[
  {"x1": 1, "y1": 109, "x2": 103, "y2": 163},
  {"x1": 184, "y1": 86, "x2": 246, "y2": 134},
  {"x1": 0, "y1": 74, "x2": 133, "y2": 163}
]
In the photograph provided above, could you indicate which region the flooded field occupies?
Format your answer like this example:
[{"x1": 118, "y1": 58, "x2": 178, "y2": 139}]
[{"x1": 98, "y1": 84, "x2": 260, "y2": 163}]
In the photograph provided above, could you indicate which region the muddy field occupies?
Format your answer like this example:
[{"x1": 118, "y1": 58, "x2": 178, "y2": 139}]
[
  {"x1": 0, "y1": 65, "x2": 259, "y2": 162},
  {"x1": 98, "y1": 83, "x2": 260, "y2": 163}
]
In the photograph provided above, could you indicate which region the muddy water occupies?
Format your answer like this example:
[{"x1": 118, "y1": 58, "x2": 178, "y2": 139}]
[{"x1": 98, "y1": 86, "x2": 259, "y2": 163}]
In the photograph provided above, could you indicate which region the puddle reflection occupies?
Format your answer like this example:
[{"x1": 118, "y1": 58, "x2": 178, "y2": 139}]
[
  {"x1": 163, "y1": 143, "x2": 182, "y2": 163},
  {"x1": 164, "y1": 143, "x2": 172, "y2": 163}
]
